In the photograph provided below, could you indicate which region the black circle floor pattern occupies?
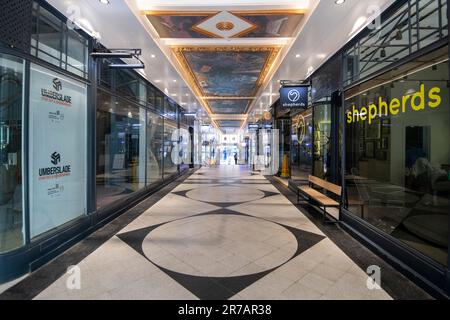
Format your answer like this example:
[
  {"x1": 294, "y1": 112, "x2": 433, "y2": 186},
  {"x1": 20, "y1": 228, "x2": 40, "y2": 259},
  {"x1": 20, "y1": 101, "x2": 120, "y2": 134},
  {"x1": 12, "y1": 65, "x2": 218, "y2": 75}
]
[
  {"x1": 186, "y1": 186, "x2": 265, "y2": 203},
  {"x1": 117, "y1": 209, "x2": 326, "y2": 300},
  {"x1": 142, "y1": 214, "x2": 298, "y2": 277}
]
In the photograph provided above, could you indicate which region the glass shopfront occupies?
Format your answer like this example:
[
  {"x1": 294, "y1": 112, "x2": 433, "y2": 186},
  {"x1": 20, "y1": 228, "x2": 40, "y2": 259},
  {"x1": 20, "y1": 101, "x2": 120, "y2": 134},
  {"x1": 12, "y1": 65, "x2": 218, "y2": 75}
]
[
  {"x1": 146, "y1": 112, "x2": 163, "y2": 185},
  {"x1": 163, "y1": 121, "x2": 179, "y2": 177},
  {"x1": 344, "y1": 47, "x2": 449, "y2": 266},
  {"x1": 96, "y1": 91, "x2": 146, "y2": 209},
  {"x1": 0, "y1": 54, "x2": 24, "y2": 253},
  {"x1": 313, "y1": 101, "x2": 332, "y2": 180},
  {"x1": 0, "y1": 0, "x2": 192, "y2": 284},
  {"x1": 291, "y1": 108, "x2": 313, "y2": 181}
]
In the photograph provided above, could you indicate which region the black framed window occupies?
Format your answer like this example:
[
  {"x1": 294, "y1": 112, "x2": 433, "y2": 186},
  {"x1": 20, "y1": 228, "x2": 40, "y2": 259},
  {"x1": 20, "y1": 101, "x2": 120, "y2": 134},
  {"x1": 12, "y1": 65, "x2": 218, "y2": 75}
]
[
  {"x1": 30, "y1": 2, "x2": 88, "y2": 78},
  {"x1": 344, "y1": 47, "x2": 449, "y2": 266}
]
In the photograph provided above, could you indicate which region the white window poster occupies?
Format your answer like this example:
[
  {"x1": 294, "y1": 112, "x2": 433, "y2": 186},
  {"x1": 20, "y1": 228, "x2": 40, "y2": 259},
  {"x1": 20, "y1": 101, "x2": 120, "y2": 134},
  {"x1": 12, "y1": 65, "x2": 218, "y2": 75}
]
[{"x1": 29, "y1": 64, "x2": 87, "y2": 238}]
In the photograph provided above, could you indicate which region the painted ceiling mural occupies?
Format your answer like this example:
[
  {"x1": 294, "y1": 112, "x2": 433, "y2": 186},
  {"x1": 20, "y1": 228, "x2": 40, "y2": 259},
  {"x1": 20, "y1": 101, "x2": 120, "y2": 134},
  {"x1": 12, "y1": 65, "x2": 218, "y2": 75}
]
[
  {"x1": 142, "y1": 9, "x2": 305, "y2": 128},
  {"x1": 183, "y1": 49, "x2": 269, "y2": 97},
  {"x1": 208, "y1": 100, "x2": 250, "y2": 114},
  {"x1": 173, "y1": 46, "x2": 280, "y2": 115},
  {"x1": 145, "y1": 11, "x2": 304, "y2": 39}
]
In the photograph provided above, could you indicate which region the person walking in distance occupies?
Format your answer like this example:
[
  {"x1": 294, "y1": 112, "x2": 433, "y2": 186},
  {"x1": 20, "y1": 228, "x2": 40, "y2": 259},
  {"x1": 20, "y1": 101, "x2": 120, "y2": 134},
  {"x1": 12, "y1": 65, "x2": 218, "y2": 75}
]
[{"x1": 234, "y1": 152, "x2": 238, "y2": 165}]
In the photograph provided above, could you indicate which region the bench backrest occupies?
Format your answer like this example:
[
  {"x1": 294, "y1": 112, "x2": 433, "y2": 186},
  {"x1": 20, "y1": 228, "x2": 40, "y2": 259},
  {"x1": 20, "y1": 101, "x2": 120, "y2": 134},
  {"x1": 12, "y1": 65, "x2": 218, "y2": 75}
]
[{"x1": 309, "y1": 175, "x2": 342, "y2": 196}]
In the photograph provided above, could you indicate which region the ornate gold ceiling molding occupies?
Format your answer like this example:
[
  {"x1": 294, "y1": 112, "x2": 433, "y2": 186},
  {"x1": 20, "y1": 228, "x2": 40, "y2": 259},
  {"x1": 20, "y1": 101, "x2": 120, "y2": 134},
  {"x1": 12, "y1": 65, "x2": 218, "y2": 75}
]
[
  {"x1": 142, "y1": 10, "x2": 305, "y2": 39},
  {"x1": 140, "y1": 11, "x2": 214, "y2": 16},
  {"x1": 191, "y1": 11, "x2": 258, "y2": 39},
  {"x1": 171, "y1": 45, "x2": 281, "y2": 116},
  {"x1": 141, "y1": 9, "x2": 306, "y2": 16},
  {"x1": 231, "y1": 9, "x2": 306, "y2": 15}
]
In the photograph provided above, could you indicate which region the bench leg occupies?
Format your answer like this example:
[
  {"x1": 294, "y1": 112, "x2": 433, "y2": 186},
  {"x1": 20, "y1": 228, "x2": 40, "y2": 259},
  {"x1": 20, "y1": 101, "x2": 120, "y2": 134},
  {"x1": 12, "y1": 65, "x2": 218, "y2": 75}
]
[{"x1": 322, "y1": 206, "x2": 339, "y2": 224}]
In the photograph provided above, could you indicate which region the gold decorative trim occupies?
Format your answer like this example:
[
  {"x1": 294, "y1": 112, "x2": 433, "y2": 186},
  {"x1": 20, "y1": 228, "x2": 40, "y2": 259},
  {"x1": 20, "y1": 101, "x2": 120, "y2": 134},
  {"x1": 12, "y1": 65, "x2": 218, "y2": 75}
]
[
  {"x1": 232, "y1": 9, "x2": 306, "y2": 15},
  {"x1": 172, "y1": 45, "x2": 280, "y2": 116},
  {"x1": 143, "y1": 10, "x2": 304, "y2": 39},
  {"x1": 141, "y1": 9, "x2": 306, "y2": 16},
  {"x1": 141, "y1": 10, "x2": 214, "y2": 16},
  {"x1": 191, "y1": 11, "x2": 257, "y2": 39},
  {"x1": 216, "y1": 21, "x2": 235, "y2": 31}
]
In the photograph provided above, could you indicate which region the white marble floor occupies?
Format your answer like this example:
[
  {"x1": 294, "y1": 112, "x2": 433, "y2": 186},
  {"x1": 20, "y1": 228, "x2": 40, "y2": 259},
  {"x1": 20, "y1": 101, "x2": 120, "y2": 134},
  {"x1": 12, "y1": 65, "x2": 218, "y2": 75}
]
[{"x1": 34, "y1": 166, "x2": 392, "y2": 300}]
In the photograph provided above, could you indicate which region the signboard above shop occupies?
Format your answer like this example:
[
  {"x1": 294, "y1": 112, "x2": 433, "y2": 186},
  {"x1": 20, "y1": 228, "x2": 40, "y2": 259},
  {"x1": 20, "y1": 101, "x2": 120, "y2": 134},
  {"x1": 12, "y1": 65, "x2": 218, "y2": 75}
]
[{"x1": 279, "y1": 85, "x2": 309, "y2": 108}]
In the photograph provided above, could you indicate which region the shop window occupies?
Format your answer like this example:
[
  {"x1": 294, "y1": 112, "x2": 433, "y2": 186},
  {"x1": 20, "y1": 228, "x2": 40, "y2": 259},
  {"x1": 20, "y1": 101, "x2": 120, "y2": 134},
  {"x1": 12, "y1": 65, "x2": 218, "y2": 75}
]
[
  {"x1": 165, "y1": 99, "x2": 178, "y2": 121},
  {"x1": 343, "y1": 0, "x2": 447, "y2": 86},
  {"x1": 31, "y1": 3, "x2": 88, "y2": 78},
  {"x1": 29, "y1": 64, "x2": 88, "y2": 238},
  {"x1": 96, "y1": 91, "x2": 146, "y2": 208},
  {"x1": 155, "y1": 92, "x2": 164, "y2": 113},
  {"x1": 146, "y1": 112, "x2": 163, "y2": 184},
  {"x1": 163, "y1": 121, "x2": 179, "y2": 178},
  {"x1": 313, "y1": 101, "x2": 332, "y2": 180},
  {"x1": 291, "y1": 109, "x2": 313, "y2": 181},
  {"x1": 0, "y1": 54, "x2": 24, "y2": 253},
  {"x1": 147, "y1": 86, "x2": 156, "y2": 108},
  {"x1": 344, "y1": 48, "x2": 449, "y2": 266}
]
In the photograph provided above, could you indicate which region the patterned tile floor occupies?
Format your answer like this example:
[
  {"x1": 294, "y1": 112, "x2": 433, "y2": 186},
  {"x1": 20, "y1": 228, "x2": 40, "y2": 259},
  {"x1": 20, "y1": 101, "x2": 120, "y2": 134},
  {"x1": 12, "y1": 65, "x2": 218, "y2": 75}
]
[{"x1": 27, "y1": 165, "x2": 396, "y2": 300}]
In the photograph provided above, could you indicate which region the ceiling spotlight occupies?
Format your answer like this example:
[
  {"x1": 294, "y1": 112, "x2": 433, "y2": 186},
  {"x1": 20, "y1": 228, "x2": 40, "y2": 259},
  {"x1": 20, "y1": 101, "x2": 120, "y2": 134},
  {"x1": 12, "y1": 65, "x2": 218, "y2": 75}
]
[
  {"x1": 295, "y1": 54, "x2": 301, "y2": 58},
  {"x1": 99, "y1": 0, "x2": 110, "y2": 4},
  {"x1": 173, "y1": 79, "x2": 177, "y2": 82},
  {"x1": 171, "y1": 93, "x2": 177, "y2": 97},
  {"x1": 154, "y1": 79, "x2": 161, "y2": 83},
  {"x1": 150, "y1": 54, "x2": 156, "y2": 58},
  {"x1": 335, "y1": 0, "x2": 345, "y2": 4}
]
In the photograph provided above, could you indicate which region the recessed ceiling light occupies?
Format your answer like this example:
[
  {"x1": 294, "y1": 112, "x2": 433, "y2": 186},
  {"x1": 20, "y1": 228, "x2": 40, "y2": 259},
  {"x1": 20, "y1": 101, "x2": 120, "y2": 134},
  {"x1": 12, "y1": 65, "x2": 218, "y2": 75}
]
[
  {"x1": 154, "y1": 79, "x2": 161, "y2": 83},
  {"x1": 335, "y1": 0, "x2": 345, "y2": 5},
  {"x1": 295, "y1": 54, "x2": 301, "y2": 58},
  {"x1": 185, "y1": 93, "x2": 189, "y2": 96},
  {"x1": 173, "y1": 79, "x2": 177, "y2": 82},
  {"x1": 150, "y1": 54, "x2": 156, "y2": 58},
  {"x1": 171, "y1": 93, "x2": 177, "y2": 97},
  {"x1": 317, "y1": 54, "x2": 326, "y2": 59},
  {"x1": 99, "y1": 0, "x2": 110, "y2": 5}
]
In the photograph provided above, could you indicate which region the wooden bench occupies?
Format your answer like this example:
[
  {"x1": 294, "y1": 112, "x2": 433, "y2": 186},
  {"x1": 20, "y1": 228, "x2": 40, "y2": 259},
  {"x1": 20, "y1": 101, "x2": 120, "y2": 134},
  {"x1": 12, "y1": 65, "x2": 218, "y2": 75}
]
[{"x1": 297, "y1": 175, "x2": 342, "y2": 223}]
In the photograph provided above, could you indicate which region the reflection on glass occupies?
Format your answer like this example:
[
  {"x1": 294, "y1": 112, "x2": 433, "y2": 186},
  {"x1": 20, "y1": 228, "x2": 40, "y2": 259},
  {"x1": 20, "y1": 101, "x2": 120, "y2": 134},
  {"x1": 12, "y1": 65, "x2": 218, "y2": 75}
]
[
  {"x1": 344, "y1": 56, "x2": 449, "y2": 266},
  {"x1": 291, "y1": 109, "x2": 313, "y2": 181},
  {"x1": 96, "y1": 92, "x2": 146, "y2": 208},
  {"x1": 0, "y1": 54, "x2": 24, "y2": 253},
  {"x1": 313, "y1": 102, "x2": 331, "y2": 180},
  {"x1": 163, "y1": 122, "x2": 179, "y2": 177},
  {"x1": 146, "y1": 112, "x2": 163, "y2": 184},
  {"x1": 31, "y1": 3, "x2": 88, "y2": 78}
]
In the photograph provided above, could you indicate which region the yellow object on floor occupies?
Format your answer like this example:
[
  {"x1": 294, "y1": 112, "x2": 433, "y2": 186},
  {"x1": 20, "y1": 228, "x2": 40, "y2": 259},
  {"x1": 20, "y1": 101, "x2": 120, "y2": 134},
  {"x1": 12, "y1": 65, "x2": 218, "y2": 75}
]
[{"x1": 280, "y1": 154, "x2": 290, "y2": 178}]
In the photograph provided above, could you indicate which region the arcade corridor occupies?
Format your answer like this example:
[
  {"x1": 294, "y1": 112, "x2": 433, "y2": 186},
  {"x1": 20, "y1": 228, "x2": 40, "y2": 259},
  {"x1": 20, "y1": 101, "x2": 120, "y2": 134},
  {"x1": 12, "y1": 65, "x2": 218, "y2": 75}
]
[{"x1": 0, "y1": 166, "x2": 430, "y2": 300}]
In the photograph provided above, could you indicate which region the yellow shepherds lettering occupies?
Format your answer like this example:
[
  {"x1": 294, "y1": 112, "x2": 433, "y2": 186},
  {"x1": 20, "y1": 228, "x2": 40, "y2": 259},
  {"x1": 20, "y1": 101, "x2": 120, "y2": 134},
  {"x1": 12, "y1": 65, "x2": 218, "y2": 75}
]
[{"x1": 347, "y1": 84, "x2": 442, "y2": 124}]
